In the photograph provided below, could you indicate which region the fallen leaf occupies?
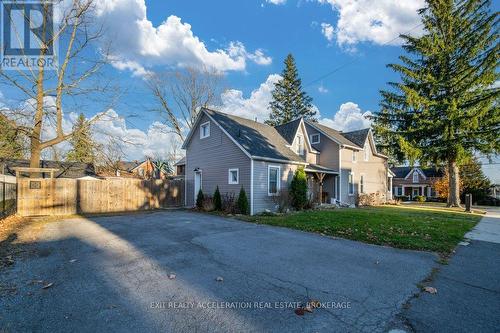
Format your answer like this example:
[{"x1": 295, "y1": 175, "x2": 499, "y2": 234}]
[
  {"x1": 42, "y1": 282, "x2": 54, "y2": 289},
  {"x1": 168, "y1": 274, "x2": 176, "y2": 280},
  {"x1": 423, "y1": 286, "x2": 437, "y2": 294},
  {"x1": 215, "y1": 276, "x2": 224, "y2": 282}
]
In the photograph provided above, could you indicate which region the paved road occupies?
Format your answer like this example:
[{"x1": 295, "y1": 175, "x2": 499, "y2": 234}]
[
  {"x1": 403, "y1": 208, "x2": 500, "y2": 333},
  {"x1": 0, "y1": 211, "x2": 436, "y2": 332}
]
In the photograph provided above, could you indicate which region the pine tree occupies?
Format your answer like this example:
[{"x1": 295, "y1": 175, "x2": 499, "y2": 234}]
[
  {"x1": 290, "y1": 168, "x2": 308, "y2": 210},
  {"x1": 66, "y1": 114, "x2": 95, "y2": 164},
  {"x1": 266, "y1": 54, "x2": 316, "y2": 126},
  {"x1": 374, "y1": 0, "x2": 499, "y2": 207},
  {"x1": 213, "y1": 186, "x2": 222, "y2": 211},
  {"x1": 460, "y1": 158, "x2": 491, "y2": 203},
  {"x1": 237, "y1": 187, "x2": 249, "y2": 215}
]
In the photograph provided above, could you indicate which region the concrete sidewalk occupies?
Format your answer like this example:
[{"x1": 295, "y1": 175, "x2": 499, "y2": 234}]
[{"x1": 403, "y1": 209, "x2": 500, "y2": 333}]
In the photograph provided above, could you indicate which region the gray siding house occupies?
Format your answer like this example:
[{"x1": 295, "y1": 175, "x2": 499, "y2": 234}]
[{"x1": 182, "y1": 108, "x2": 391, "y2": 214}]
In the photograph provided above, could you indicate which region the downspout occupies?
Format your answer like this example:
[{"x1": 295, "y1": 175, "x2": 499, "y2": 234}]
[
  {"x1": 250, "y1": 159, "x2": 254, "y2": 215},
  {"x1": 338, "y1": 148, "x2": 342, "y2": 202}
]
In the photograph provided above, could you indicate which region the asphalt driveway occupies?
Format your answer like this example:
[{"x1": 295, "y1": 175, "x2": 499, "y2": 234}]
[{"x1": 0, "y1": 211, "x2": 437, "y2": 332}]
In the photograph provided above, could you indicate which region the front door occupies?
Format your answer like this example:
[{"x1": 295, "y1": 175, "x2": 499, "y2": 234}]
[
  {"x1": 412, "y1": 187, "x2": 419, "y2": 198},
  {"x1": 194, "y1": 171, "x2": 202, "y2": 202}
]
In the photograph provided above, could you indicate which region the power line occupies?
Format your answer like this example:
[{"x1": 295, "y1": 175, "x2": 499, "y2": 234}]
[{"x1": 304, "y1": 22, "x2": 424, "y2": 88}]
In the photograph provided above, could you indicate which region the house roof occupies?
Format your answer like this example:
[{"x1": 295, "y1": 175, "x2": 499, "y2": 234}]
[
  {"x1": 304, "y1": 164, "x2": 338, "y2": 174},
  {"x1": 274, "y1": 118, "x2": 302, "y2": 145},
  {"x1": 175, "y1": 157, "x2": 186, "y2": 166},
  {"x1": 390, "y1": 166, "x2": 445, "y2": 179},
  {"x1": 203, "y1": 109, "x2": 306, "y2": 163},
  {"x1": 305, "y1": 121, "x2": 361, "y2": 148},
  {"x1": 342, "y1": 128, "x2": 370, "y2": 148},
  {"x1": 0, "y1": 159, "x2": 96, "y2": 179}
]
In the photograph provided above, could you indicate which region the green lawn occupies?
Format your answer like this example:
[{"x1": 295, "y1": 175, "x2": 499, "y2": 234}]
[{"x1": 240, "y1": 206, "x2": 482, "y2": 253}]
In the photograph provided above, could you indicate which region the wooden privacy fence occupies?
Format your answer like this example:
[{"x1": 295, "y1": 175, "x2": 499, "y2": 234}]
[{"x1": 17, "y1": 178, "x2": 184, "y2": 217}]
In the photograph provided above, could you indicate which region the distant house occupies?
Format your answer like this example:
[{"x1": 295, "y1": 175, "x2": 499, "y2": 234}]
[
  {"x1": 98, "y1": 158, "x2": 170, "y2": 179},
  {"x1": 175, "y1": 157, "x2": 185, "y2": 176},
  {"x1": 0, "y1": 159, "x2": 97, "y2": 179},
  {"x1": 390, "y1": 166, "x2": 444, "y2": 200},
  {"x1": 182, "y1": 108, "x2": 392, "y2": 214}
]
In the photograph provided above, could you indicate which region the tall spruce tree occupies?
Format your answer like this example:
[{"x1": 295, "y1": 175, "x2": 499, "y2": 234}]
[
  {"x1": 66, "y1": 113, "x2": 96, "y2": 164},
  {"x1": 374, "y1": 0, "x2": 499, "y2": 207},
  {"x1": 266, "y1": 54, "x2": 316, "y2": 126}
]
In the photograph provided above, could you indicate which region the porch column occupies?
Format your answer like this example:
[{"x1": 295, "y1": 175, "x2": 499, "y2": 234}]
[{"x1": 315, "y1": 172, "x2": 326, "y2": 204}]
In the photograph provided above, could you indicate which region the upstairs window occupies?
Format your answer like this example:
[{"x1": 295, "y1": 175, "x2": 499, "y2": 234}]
[
  {"x1": 228, "y1": 168, "x2": 239, "y2": 184},
  {"x1": 200, "y1": 122, "x2": 210, "y2": 139},
  {"x1": 413, "y1": 171, "x2": 419, "y2": 183},
  {"x1": 310, "y1": 133, "x2": 320, "y2": 144},
  {"x1": 296, "y1": 135, "x2": 305, "y2": 156},
  {"x1": 352, "y1": 150, "x2": 357, "y2": 162}
]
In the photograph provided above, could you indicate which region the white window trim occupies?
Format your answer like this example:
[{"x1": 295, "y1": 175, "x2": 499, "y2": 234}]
[
  {"x1": 267, "y1": 165, "x2": 281, "y2": 196},
  {"x1": 295, "y1": 134, "x2": 304, "y2": 155},
  {"x1": 360, "y1": 173, "x2": 365, "y2": 194},
  {"x1": 200, "y1": 121, "x2": 210, "y2": 139},
  {"x1": 348, "y1": 172, "x2": 355, "y2": 196},
  {"x1": 228, "y1": 168, "x2": 239, "y2": 185},
  {"x1": 352, "y1": 150, "x2": 357, "y2": 163},
  {"x1": 310, "y1": 133, "x2": 320, "y2": 144}
]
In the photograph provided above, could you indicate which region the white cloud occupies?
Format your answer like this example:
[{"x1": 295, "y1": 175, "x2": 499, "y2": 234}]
[
  {"x1": 318, "y1": 84, "x2": 329, "y2": 94},
  {"x1": 94, "y1": 0, "x2": 271, "y2": 75},
  {"x1": 319, "y1": 102, "x2": 372, "y2": 132},
  {"x1": 91, "y1": 110, "x2": 181, "y2": 160},
  {"x1": 317, "y1": 0, "x2": 425, "y2": 47},
  {"x1": 320, "y1": 22, "x2": 335, "y2": 42},
  {"x1": 266, "y1": 0, "x2": 287, "y2": 4},
  {"x1": 220, "y1": 74, "x2": 281, "y2": 121}
]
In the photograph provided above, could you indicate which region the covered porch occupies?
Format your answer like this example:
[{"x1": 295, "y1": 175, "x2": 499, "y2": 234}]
[{"x1": 304, "y1": 165, "x2": 339, "y2": 204}]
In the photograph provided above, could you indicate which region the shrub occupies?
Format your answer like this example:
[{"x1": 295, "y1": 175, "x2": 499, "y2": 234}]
[
  {"x1": 196, "y1": 189, "x2": 204, "y2": 209},
  {"x1": 290, "y1": 168, "x2": 307, "y2": 210},
  {"x1": 357, "y1": 192, "x2": 384, "y2": 206},
  {"x1": 271, "y1": 189, "x2": 291, "y2": 213},
  {"x1": 237, "y1": 187, "x2": 249, "y2": 215},
  {"x1": 415, "y1": 195, "x2": 426, "y2": 203},
  {"x1": 222, "y1": 192, "x2": 237, "y2": 214},
  {"x1": 213, "y1": 186, "x2": 222, "y2": 211}
]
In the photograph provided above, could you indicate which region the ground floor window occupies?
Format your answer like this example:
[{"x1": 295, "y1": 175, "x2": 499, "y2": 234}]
[
  {"x1": 268, "y1": 166, "x2": 280, "y2": 196},
  {"x1": 228, "y1": 168, "x2": 239, "y2": 184},
  {"x1": 348, "y1": 173, "x2": 354, "y2": 195},
  {"x1": 360, "y1": 174, "x2": 365, "y2": 193}
]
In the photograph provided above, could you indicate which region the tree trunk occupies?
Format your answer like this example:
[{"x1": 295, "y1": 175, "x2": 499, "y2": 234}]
[
  {"x1": 447, "y1": 160, "x2": 461, "y2": 207},
  {"x1": 30, "y1": 60, "x2": 46, "y2": 175}
]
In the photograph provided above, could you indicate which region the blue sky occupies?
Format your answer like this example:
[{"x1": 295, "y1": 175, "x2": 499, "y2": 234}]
[{"x1": 1, "y1": 0, "x2": 498, "y2": 181}]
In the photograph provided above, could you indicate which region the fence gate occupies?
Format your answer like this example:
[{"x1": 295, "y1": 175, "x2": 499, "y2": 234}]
[
  {"x1": 16, "y1": 177, "x2": 185, "y2": 217},
  {"x1": 0, "y1": 175, "x2": 17, "y2": 217}
]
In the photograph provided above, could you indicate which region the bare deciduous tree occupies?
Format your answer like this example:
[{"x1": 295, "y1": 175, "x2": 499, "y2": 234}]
[
  {"x1": 0, "y1": 0, "x2": 114, "y2": 170},
  {"x1": 145, "y1": 66, "x2": 224, "y2": 141}
]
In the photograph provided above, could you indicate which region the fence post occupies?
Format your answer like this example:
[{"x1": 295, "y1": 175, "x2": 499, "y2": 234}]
[
  {"x1": 465, "y1": 193, "x2": 472, "y2": 213},
  {"x1": 2, "y1": 180, "x2": 5, "y2": 215}
]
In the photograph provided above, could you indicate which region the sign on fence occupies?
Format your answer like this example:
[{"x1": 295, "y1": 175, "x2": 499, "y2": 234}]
[{"x1": 16, "y1": 178, "x2": 184, "y2": 217}]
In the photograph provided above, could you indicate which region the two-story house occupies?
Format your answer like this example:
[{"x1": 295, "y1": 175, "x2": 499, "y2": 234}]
[{"x1": 182, "y1": 108, "x2": 391, "y2": 214}]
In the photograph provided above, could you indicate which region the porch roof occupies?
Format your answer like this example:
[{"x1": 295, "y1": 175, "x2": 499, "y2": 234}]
[{"x1": 304, "y1": 164, "x2": 338, "y2": 175}]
